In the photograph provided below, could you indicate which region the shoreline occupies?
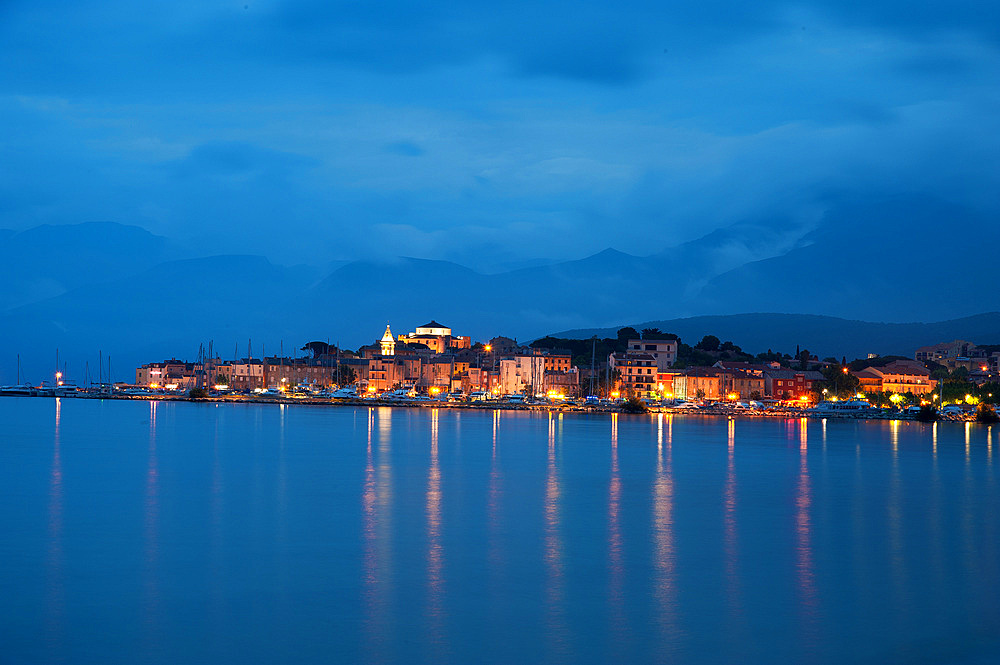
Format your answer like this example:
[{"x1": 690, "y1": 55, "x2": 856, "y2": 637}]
[{"x1": 12, "y1": 392, "x2": 977, "y2": 422}]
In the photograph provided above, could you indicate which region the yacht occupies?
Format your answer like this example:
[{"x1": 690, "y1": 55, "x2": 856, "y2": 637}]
[
  {"x1": 808, "y1": 399, "x2": 872, "y2": 413},
  {"x1": 0, "y1": 383, "x2": 36, "y2": 396}
]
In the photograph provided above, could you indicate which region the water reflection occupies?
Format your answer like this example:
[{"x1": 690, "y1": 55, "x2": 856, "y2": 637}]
[
  {"x1": 966, "y1": 421, "x2": 971, "y2": 461},
  {"x1": 962, "y1": 419, "x2": 976, "y2": 607},
  {"x1": 887, "y1": 419, "x2": 906, "y2": 637},
  {"x1": 544, "y1": 413, "x2": 568, "y2": 660},
  {"x1": 143, "y1": 400, "x2": 162, "y2": 655},
  {"x1": 362, "y1": 407, "x2": 394, "y2": 662},
  {"x1": 46, "y1": 398, "x2": 64, "y2": 657},
  {"x1": 795, "y1": 418, "x2": 818, "y2": 648},
  {"x1": 276, "y1": 404, "x2": 289, "y2": 620},
  {"x1": 724, "y1": 419, "x2": 744, "y2": 632},
  {"x1": 426, "y1": 409, "x2": 445, "y2": 655},
  {"x1": 608, "y1": 413, "x2": 625, "y2": 648},
  {"x1": 487, "y1": 409, "x2": 503, "y2": 646},
  {"x1": 209, "y1": 415, "x2": 225, "y2": 647},
  {"x1": 488, "y1": 409, "x2": 502, "y2": 567},
  {"x1": 652, "y1": 414, "x2": 680, "y2": 652}
]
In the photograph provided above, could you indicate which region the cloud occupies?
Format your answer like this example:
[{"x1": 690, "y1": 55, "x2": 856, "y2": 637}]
[{"x1": 0, "y1": 1, "x2": 996, "y2": 274}]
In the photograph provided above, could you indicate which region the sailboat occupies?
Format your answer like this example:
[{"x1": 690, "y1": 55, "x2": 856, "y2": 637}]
[{"x1": 0, "y1": 355, "x2": 36, "y2": 396}]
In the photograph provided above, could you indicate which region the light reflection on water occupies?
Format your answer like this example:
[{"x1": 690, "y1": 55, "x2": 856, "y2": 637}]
[
  {"x1": 426, "y1": 408, "x2": 445, "y2": 657},
  {"x1": 652, "y1": 413, "x2": 680, "y2": 653},
  {"x1": 723, "y1": 418, "x2": 746, "y2": 646},
  {"x1": 143, "y1": 400, "x2": 161, "y2": 657},
  {"x1": 4, "y1": 400, "x2": 1000, "y2": 665},
  {"x1": 45, "y1": 398, "x2": 63, "y2": 660},
  {"x1": 544, "y1": 412, "x2": 568, "y2": 661},
  {"x1": 795, "y1": 418, "x2": 819, "y2": 653}
]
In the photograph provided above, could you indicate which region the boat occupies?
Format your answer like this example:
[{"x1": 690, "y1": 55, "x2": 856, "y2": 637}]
[
  {"x1": 1, "y1": 354, "x2": 35, "y2": 396},
  {"x1": 329, "y1": 387, "x2": 359, "y2": 399},
  {"x1": 54, "y1": 382, "x2": 79, "y2": 397},
  {"x1": 380, "y1": 388, "x2": 417, "y2": 401},
  {"x1": 0, "y1": 383, "x2": 36, "y2": 397},
  {"x1": 808, "y1": 399, "x2": 872, "y2": 413}
]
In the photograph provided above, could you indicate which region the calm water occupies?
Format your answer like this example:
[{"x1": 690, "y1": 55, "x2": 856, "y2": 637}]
[{"x1": 2, "y1": 398, "x2": 1000, "y2": 664}]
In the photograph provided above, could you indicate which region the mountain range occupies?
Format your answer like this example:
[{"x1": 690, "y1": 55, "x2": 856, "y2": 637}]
[
  {"x1": 552, "y1": 312, "x2": 1000, "y2": 363},
  {"x1": 1, "y1": 194, "x2": 996, "y2": 383}
]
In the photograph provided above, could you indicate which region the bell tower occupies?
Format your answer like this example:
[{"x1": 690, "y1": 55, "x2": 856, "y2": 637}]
[{"x1": 380, "y1": 324, "x2": 396, "y2": 356}]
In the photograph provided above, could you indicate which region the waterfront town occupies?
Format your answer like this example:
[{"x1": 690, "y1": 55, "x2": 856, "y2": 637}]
[{"x1": 116, "y1": 320, "x2": 1000, "y2": 415}]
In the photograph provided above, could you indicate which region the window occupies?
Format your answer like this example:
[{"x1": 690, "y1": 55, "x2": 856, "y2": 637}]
[{"x1": 645, "y1": 345, "x2": 656, "y2": 351}]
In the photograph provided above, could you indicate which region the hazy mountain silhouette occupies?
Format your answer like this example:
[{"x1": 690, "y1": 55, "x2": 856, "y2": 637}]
[
  {"x1": 0, "y1": 222, "x2": 178, "y2": 311},
  {"x1": 0, "y1": 197, "x2": 995, "y2": 382},
  {"x1": 553, "y1": 312, "x2": 1000, "y2": 361}
]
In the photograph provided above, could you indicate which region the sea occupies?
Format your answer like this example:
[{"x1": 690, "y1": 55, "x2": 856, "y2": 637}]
[{"x1": 1, "y1": 397, "x2": 999, "y2": 664}]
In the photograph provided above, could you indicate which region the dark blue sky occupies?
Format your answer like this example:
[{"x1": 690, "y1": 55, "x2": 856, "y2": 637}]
[{"x1": 1, "y1": 0, "x2": 997, "y2": 271}]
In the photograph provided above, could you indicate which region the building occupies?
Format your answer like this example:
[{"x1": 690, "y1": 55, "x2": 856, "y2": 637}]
[
  {"x1": 852, "y1": 368, "x2": 883, "y2": 394},
  {"x1": 713, "y1": 361, "x2": 781, "y2": 375},
  {"x1": 135, "y1": 359, "x2": 205, "y2": 389},
  {"x1": 626, "y1": 338, "x2": 677, "y2": 370},
  {"x1": 852, "y1": 360, "x2": 937, "y2": 395},
  {"x1": 915, "y1": 340, "x2": 977, "y2": 363},
  {"x1": 543, "y1": 352, "x2": 573, "y2": 374},
  {"x1": 380, "y1": 324, "x2": 396, "y2": 356},
  {"x1": 609, "y1": 352, "x2": 658, "y2": 398},
  {"x1": 367, "y1": 357, "x2": 405, "y2": 392},
  {"x1": 673, "y1": 367, "x2": 727, "y2": 401},
  {"x1": 762, "y1": 369, "x2": 824, "y2": 400},
  {"x1": 729, "y1": 370, "x2": 766, "y2": 400},
  {"x1": 216, "y1": 360, "x2": 265, "y2": 391},
  {"x1": 872, "y1": 361, "x2": 937, "y2": 395},
  {"x1": 263, "y1": 357, "x2": 340, "y2": 390},
  {"x1": 499, "y1": 355, "x2": 546, "y2": 396},
  {"x1": 397, "y1": 320, "x2": 471, "y2": 354},
  {"x1": 542, "y1": 368, "x2": 581, "y2": 397},
  {"x1": 419, "y1": 355, "x2": 456, "y2": 392},
  {"x1": 656, "y1": 370, "x2": 683, "y2": 398}
]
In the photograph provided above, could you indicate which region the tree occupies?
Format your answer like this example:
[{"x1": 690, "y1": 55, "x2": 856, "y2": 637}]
[
  {"x1": 641, "y1": 327, "x2": 663, "y2": 339},
  {"x1": 750, "y1": 390, "x2": 762, "y2": 401},
  {"x1": 695, "y1": 389, "x2": 706, "y2": 400},
  {"x1": 214, "y1": 374, "x2": 229, "y2": 385},
  {"x1": 188, "y1": 387, "x2": 209, "y2": 399},
  {"x1": 695, "y1": 335, "x2": 720, "y2": 352},
  {"x1": 916, "y1": 405, "x2": 939, "y2": 422},
  {"x1": 337, "y1": 365, "x2": 357, "y2": 385},
  {"x1": 977, "y1": 404, "x2": 1000, "y2": 423},
  {"x1": 817, "y1": 365, "x2": 860, "y2": 399},
  {"x1": 798, "y1": 348, "x2": 811, "y2": 370},
  {"x1": 302, "y1": 341, "x2": 331, "y2": 358},
  {"x1": 617, "y1": 327, "x2": 640, "y2": 342},
  {"x1": 621, "y1": 396, "x2": 648, "y2": 414}
]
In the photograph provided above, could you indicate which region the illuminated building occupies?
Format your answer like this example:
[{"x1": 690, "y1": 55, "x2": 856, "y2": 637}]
[
  {"x1": 380, "y1": 324, "x2": 396, "y2": 356},
  {"x1": 397, "y1": 320, "x2": 471, "y2": 354},
  {"x1": 625, "y1": 338, "x2": 678, "y2": 369}
]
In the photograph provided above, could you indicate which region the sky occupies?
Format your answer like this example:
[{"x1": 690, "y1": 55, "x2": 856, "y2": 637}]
[{"x1": 1, "y1": 0, "x2": 998, "y2": 272}]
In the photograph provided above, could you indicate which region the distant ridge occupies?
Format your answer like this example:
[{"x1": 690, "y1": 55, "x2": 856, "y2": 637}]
[{"x1": 550, "y1": 312, "x2": 1000, "y2": 361}]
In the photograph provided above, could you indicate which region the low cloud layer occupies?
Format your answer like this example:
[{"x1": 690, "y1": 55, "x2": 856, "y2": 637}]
[{"x1": 0, "y1": 1, "x2": 996, "y2": 270}]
